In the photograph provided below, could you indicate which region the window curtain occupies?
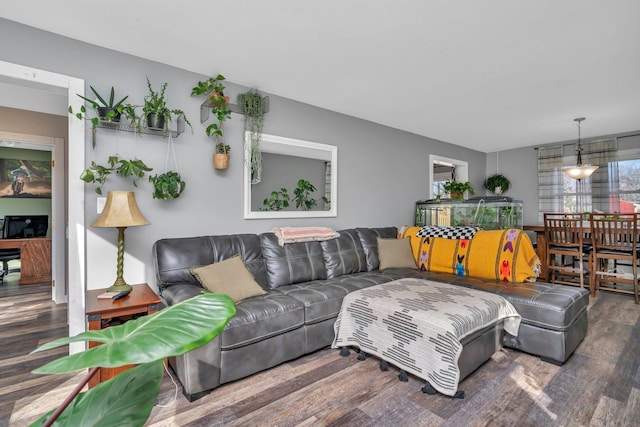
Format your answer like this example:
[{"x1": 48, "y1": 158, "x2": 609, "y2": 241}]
[
  {"x1": 581, "y1": 139, "x2": 618, "y2": 212},
  {"x1": 324, "y1": 161, "x2": 331, "y2": 208},
  {"x1": 537, "y1": 140, "x2": 619, "y2": 222},
  {"x1": 537, "y1": 145, "x2": 564, "y2": 223}
]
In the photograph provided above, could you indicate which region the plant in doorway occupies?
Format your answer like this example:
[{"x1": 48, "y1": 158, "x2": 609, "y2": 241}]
[{"x1": 443, "y1": 180, "x2": 475, "y2": 200}]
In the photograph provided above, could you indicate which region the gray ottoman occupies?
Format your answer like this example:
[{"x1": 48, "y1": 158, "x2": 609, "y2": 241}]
[{"x1": 400, "y1": 270, "x2": 590, "y2": 364}]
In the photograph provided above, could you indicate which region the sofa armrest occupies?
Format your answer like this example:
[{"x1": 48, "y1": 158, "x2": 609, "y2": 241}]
[{"x1": 161, "y1": 283, "x2": 204, "y2": 306}]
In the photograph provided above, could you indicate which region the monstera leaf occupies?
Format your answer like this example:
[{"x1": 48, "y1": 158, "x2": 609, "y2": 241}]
[
  {"x1": 29, "y1": 292, "x2": 236, "y2": 426},
  {"x1": 30, "y1": 361, "x2": 164, "y2": 427}
]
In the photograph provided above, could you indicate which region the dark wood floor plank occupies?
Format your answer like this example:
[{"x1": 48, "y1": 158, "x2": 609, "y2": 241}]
[{"x1": 3, "y1": 283, "x2": 640, "y2": 427}]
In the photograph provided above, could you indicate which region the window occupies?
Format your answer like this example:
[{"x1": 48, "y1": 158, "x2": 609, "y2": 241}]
[{"x1": 538, "y1": 138, "x2": 640, "y2": 222}]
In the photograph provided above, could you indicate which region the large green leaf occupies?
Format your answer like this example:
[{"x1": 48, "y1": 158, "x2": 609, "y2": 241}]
[
  {"x1": 32, "y1": 292, "x2": 235, "y2": 374},
  {"x1": 30, "y1": 360, "x2": 164, "y2": 427}
]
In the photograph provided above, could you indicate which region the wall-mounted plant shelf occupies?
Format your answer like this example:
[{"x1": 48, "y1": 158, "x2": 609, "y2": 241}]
[
  {"x1": 94, "y1": 119, "x2": 184, "y2": 138},
  {"x1": 199, "y1": 96, "x2": 269, "y2": 124}
]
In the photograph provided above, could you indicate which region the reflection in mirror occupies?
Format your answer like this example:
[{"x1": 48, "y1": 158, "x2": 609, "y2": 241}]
[{"x1": 244, "y1": 133, "x2": 338, "y2": 219}]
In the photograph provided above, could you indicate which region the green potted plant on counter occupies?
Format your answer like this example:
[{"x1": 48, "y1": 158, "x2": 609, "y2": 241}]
[{"x1": 443, "y1": 180, "x2": 475, "y2": 200}]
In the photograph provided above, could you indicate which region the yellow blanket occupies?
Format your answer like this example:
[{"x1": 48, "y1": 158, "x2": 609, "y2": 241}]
[{"x1": 402, "y1": 227, "x2": 540, "y2": 282}]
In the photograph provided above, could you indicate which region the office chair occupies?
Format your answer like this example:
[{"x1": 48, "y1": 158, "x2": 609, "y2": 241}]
[{"x1": 0, "y1": 248, "x2": 21, "y2": 282}]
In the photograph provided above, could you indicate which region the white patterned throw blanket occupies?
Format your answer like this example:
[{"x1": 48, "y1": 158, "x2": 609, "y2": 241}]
[{"x1": 332, "y1": 278, "x2": 521, "y2": 396}]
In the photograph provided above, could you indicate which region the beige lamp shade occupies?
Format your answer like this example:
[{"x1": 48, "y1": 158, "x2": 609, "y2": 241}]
[{"x1": 92, "y1": 191, "x2": 149, "y2": 228}]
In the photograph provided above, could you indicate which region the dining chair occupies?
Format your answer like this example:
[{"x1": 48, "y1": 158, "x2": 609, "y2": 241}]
[
  {"x1": 544, "y1": 213, "x2": 593, "y2": 292},
  {"x1": 590, "y1": 213, "x2": 639, "y2": 304}
]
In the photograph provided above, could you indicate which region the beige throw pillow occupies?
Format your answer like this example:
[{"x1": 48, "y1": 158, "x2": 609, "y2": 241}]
[
  {"x1": 191, "y1": 255, "x2": 266, "y2": 303},
  {"x1": 377, "y1": 237, "x2": 418, "y2": 270}
]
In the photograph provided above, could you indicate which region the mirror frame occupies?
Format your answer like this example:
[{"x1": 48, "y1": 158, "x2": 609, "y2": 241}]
[{"x1": 244, "y1": 132, "x2": 338, "y2": 219}]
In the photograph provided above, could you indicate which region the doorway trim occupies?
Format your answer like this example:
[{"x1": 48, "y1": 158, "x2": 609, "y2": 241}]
[{"x1": 0, "y1": 60, "x2": 86, "y2": 353}]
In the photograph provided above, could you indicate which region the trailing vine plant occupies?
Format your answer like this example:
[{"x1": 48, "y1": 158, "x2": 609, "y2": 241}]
[
  {"x1": 192, "y1": 74, "x2": 232, "y2": 154},
  {"x1": 237, "y1": 89, "x2": 266, "y2": 184},
  {"x1": 80, "y1": 155, "x2": 153, "y2": 195}
]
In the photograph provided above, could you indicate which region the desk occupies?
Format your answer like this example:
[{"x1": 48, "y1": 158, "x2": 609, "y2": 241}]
[
  {"x1": 85, "y1": 283, "x2": 161, "y2": 388},
  {"x1": 0, "y1": 237, "x2": 51, "y2": 285}
]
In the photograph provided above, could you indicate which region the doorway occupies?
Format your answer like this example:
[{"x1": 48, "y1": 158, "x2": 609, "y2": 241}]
[
  {"x1": 429, "y1": 154, "x2": 469, "y2": 199},
  {"x1": 0, "y1": 60, "x2": 86, "y2": 353},
  {"x1": 0, "y1": 132, "x2": 64, "y2": 302}
]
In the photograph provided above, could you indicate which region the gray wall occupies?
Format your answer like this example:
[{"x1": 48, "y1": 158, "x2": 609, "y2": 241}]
[{"x1": 0, "y1": 18, "x2": 486, "y2": 289}]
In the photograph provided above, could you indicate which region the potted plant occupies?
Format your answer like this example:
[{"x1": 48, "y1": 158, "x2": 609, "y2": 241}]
[
  {"x1": 192, "y1": 75, "x2": 233, "y2": 169},
  {"x1": 80, "y1": 154, "x2": 153, "y2": 195},
  {"x1": 143, "y1": 77, "x2": 192, "y2": 132},
  {"x1": 69, "y1": 86, "x2": 129, "y2": 125},
  {"x1": 148, "y1": 171, "x2": 186, "y2": 200},
  {"x1": 262, "y1": 187, "x2": 290, "y2": 211},
  {"x1": 28, "y1": 293, "x2": 235, "y2": 426},
  {"x1": 483, "y1": 173, "x2": 510, "y2": 195},
  {"x1": 443, "y1": 180, "x2": 475, "y2": 200},
  {"x1": 213, "y1": 142, "x2": 231, "y2": 170},
  {"x1": 237, "y1": 88, "x2": 267, "y2": 184}
]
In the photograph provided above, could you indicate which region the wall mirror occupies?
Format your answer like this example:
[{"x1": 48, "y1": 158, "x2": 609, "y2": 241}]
[{"x1": 244, "y1": 132, "x2": 338, "y2": 219}]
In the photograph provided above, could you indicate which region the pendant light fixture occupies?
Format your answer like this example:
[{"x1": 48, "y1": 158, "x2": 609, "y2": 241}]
[{"x1": 562, "y1": 117, "x2": 599, "y2": 180}]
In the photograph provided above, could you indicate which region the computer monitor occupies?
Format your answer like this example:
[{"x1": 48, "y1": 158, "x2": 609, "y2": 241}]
[{"x1": 2, "y1": 215, "x2": 49, "y2": 239}]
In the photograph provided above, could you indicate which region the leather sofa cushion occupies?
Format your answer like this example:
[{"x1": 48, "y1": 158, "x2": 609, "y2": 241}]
[
  {"x1": 356, "y1": 227, "x2": 398, "y2": 271},
  {"x1": 220, "y1": 292, "x2": 304, "y2": 350},
  {"x1": 260, "y1": 232, "x2": 327, "y2": 288},
  {"x1": 320, "y1": 229, "x2": 367, "y2": 278},
  {"x1": 154, "y1": 234, "x2": 270, "y2": 289},
  {"x1": 276, "y1": 270, "x2": 417, "y2": 324},
  {"x1": 396, "y1": 269, "x2": 590, "y2": 331}
]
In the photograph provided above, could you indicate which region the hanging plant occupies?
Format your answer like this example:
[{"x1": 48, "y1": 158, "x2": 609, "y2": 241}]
[
  {"x1": 192, "y1": 75, "x2": 232, "y2": 169},
  {"x1": 213, "y1": 142, "x2": 231, "y2": 170},
  {"x1": 237, "y1": 89, "x2": 266, "y2": 184},
  {"x1": 148, "y1": 135, "x2": 186, "y2": 200},
  {"x1": 483, "y1": 174, "x2": 510, "y2": 195},
  {"x1": 149, "y1": 171, "x2": 185, "y2": 200},
  {"x1": 80, "y1": 155, "x2": 152, "y2": 195}
]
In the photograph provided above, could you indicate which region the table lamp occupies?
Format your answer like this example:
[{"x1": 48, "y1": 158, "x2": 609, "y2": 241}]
[{"x1": 92, "y1": 191, "x2": 149, "y2": 292}]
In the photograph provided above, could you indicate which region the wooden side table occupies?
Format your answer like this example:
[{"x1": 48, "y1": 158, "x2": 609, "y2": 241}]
[{"x1": 85, "y1": 282, "x2": 162, "y2": 388}]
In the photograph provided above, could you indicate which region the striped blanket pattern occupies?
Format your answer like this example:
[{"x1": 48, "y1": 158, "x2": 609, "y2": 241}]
[{"x1": 332, "y1": 278, "x2": 521, "y2": 396}]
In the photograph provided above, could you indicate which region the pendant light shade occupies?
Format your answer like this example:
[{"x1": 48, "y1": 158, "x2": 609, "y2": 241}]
[{"x1": 562, "y1": 117, "x2": 599, "y2": 180}]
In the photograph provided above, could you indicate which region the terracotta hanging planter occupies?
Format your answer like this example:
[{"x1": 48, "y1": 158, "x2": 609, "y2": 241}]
[{"x1": 213, "y1": 153, "x2": 229, "y2": 170}]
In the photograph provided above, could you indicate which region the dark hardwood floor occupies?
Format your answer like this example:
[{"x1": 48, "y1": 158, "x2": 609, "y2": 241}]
[{"x1": 2, "y1": 277, "x2": 639, "y2": 426}]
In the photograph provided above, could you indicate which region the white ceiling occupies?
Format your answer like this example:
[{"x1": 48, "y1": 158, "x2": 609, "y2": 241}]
[{"x1": 3, "y1": 0, "x2": 639, "y2": 153}]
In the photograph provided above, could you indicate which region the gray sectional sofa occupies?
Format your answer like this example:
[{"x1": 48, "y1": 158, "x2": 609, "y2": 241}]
[{"x1": 153, "y1": 227, "x2": 589, "y2": 401}]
